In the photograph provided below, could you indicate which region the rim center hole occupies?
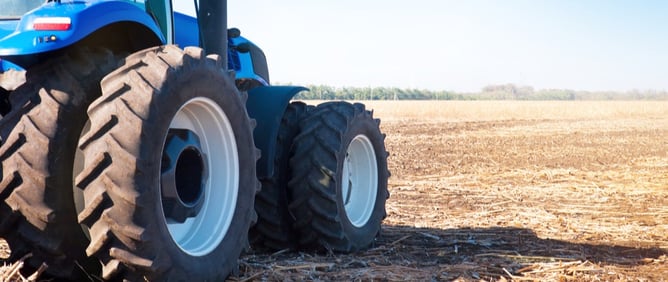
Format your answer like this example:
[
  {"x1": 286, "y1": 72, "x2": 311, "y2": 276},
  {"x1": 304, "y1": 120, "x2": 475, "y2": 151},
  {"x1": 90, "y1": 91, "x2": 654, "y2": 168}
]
[{"x1": 175, "y1": 147, "x2": 204, "y2": 206}]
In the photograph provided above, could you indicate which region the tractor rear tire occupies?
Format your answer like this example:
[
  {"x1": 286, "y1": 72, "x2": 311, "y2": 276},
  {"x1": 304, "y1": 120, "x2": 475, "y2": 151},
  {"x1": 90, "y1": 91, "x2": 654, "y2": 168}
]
[
  {"x1": 0, "y1": 47, "x2": 118, "y2": 278},
  {"x1": 76, "y1": 45, "x2": 259, "y2": 281},
  {"x1": 250, "y1": 101, "x2": 312, "y2": 250},
  {"x1": 288, "y1": 101, "x2": 390, "y2": 252}
]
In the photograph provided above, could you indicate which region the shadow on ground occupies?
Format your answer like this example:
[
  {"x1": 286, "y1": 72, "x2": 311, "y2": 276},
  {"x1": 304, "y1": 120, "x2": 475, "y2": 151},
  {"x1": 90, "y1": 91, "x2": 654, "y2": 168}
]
[
  {"x1": 2, "y1": 225, "x2": 665, "y2": 281},
  {"x1": 236, "y1": 225, "x2": 668, "y2": 281}
]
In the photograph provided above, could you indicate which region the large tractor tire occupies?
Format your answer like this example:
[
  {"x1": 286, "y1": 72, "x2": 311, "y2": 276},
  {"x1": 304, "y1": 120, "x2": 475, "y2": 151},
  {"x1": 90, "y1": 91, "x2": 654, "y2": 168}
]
[
  {"x1": 0, "y1": 68, "x2": 26, "y2": 168},
  {"x1": 0, "y1": 47, "x2": 118, "y2": 278},
  {"x1": 250, "y1": 101, "x2": 312, "y2": 250},
  {"x1": 288, "y1": 101, "x2": 390, "y2": 252},
  {"x1": 76, "y1": 45, "x2": 260, "y2": 280}
]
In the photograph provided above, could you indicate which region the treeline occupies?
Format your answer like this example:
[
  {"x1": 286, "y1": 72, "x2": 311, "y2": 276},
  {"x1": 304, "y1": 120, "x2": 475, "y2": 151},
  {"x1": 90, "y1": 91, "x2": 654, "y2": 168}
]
[{"x1": 291, "y1": 84, "x2": 668, "y2": 100}]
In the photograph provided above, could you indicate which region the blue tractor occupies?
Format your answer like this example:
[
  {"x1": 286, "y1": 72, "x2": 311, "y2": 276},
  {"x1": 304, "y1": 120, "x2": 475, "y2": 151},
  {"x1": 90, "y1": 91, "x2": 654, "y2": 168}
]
[{"x1": 0, "y1": 0, "x2": 389, "y2": 280}]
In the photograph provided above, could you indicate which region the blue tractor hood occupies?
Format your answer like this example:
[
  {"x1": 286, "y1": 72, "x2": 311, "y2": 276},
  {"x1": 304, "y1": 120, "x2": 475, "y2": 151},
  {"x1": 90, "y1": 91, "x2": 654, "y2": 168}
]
[
  {"x1": 0, "y1": 20, "x2": 21, "y2": 71},
  {"x1": 0, "y1": 0, "x2": 163, "y2": 56},
  {"x1": 0, "y1": 20, "x2": 20, "y2": 41}
]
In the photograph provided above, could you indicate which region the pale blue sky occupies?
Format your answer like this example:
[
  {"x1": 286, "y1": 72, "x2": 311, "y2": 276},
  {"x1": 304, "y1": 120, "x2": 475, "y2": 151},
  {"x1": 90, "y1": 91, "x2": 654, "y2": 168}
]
[{"x1": 176, "y1": 1, "x2": 668, "y2": 92}]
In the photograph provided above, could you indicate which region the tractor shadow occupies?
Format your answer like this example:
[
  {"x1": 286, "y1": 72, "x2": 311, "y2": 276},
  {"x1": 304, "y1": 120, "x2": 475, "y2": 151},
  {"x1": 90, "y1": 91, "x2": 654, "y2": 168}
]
[
  {"x1": 377, "y1": 225, "x2": 667, "y2": 265},
  {"x1": 238, "y1": 225, "x2": 668, "y2": 281}
]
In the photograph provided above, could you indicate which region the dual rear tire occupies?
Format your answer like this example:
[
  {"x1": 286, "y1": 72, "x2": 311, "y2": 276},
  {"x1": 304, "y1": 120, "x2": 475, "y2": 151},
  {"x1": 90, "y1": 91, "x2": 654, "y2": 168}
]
[
  {"x1": 288, "y1": 102, "x2": 390, "y2": 252},
  {"x1": 251, "y1": 101, "x2": 390, "y2": 253},
  {"x1": 250, "y1": 101, "x2": 312, "y2": 250},
  {"x1": 75, "y1": 45, "x2": 259, "y2": 280}
]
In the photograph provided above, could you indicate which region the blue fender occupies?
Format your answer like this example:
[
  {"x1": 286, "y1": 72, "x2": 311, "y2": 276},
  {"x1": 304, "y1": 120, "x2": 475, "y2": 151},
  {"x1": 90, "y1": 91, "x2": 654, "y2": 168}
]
[
  {"x1": 0, "y1": 0, "x2": 164, "y2": 56},
  {"x1": 246, "y1": 85, "x2": 308, "y2": 179},
  {"x1": 0, "y1": 58, "x2": 24, "y2": 72}
]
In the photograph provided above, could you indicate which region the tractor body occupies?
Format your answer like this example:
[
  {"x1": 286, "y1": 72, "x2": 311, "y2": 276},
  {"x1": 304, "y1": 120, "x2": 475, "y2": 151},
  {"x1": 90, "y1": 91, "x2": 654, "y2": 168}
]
[{"x1": 0, "y1": 1, "x2": 389, "y2": 280}]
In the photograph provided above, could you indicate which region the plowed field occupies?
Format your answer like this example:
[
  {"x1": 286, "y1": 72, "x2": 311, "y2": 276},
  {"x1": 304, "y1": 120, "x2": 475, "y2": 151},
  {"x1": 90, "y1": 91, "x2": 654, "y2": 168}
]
[
  {"x1": 235, "y1": 101, "x2": 668, "y2": 281},
  {"x1": 2, "y1": 100, "x2": 667, "y2": 281}
]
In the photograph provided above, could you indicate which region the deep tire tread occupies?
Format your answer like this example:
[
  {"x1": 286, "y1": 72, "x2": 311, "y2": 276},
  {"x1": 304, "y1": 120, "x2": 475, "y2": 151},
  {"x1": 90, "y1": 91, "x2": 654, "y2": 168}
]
[
  {"x1": 77, "y1": 45, "x2": 258, "y2": 281},
  {"x1": 0, "y1": 47, "x2": 120, "y2": 278},
  {"x1": 288, "y1": 101, "x2": 390, "y2": 252},
  {"x1": 250, "y1": 102, "x2": 313, "y2": 250}
]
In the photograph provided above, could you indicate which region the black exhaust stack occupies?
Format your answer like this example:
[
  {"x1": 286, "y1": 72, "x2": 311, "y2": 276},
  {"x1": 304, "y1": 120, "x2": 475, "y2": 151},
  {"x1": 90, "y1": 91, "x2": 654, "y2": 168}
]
[{"x1": 198, "y1": 0, "x2": 227, "y2": 70}]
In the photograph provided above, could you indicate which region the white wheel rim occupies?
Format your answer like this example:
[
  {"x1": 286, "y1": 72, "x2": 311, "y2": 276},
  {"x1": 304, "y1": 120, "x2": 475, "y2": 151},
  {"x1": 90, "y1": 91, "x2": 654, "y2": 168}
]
[
  {"x1": 341, "y1": 134, "x2": 378, "y2": 227},
  {"x1": 164, "y1": 97, "x2": 239, "y2": 256}
]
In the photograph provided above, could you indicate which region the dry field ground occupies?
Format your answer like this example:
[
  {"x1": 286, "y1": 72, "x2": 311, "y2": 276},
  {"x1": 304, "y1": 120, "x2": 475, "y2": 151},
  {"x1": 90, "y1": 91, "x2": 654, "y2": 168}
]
[
  {"x1": 2, "y1": 100, "x2": 667, "y2": 281},
  {"x1": 234, "y1": 100, "x2": 668, "y2": 281}
]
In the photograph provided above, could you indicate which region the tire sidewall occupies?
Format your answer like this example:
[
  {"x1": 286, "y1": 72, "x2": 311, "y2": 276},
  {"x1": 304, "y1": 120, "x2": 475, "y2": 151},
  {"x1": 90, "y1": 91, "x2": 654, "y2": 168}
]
[
  {"x1": 143, "y1": 65, "x2": 256, "y2": 279},
  {"x1": 335, "y1": 110, "x2": 388, "y2": 248}
]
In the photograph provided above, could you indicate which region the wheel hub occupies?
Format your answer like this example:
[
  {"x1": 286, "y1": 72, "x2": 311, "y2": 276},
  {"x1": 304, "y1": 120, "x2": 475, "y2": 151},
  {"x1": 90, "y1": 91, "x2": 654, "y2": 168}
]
[
  {"x1": 161, "y1": 129, "x2": 207, "y2": 223},
  {"x1": 341, "y1": 134, "x2": 378, "y2": 227}
]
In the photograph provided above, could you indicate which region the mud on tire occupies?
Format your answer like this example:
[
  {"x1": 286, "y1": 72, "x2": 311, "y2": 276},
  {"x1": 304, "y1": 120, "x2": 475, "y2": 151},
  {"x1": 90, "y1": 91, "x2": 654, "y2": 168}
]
[
  {"x1": 76, "y1": 45, "x2": 260, "y2": 280},
  {"x1": 288, "y1": 101, "x2": 390, "y2": 252}
]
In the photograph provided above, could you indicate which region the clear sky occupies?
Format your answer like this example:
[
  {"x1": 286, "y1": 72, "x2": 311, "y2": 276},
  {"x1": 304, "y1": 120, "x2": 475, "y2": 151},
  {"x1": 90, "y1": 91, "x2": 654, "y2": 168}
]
[{"x1": 176, "y1": 0, "x2": 668, "y2": 92}]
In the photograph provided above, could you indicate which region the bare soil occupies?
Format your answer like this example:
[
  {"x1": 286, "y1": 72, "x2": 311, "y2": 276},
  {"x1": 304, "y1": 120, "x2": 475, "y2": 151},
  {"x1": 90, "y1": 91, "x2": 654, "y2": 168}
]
[{"x1": 232, "y1": 101, "x2": 668, "y2": 281}]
